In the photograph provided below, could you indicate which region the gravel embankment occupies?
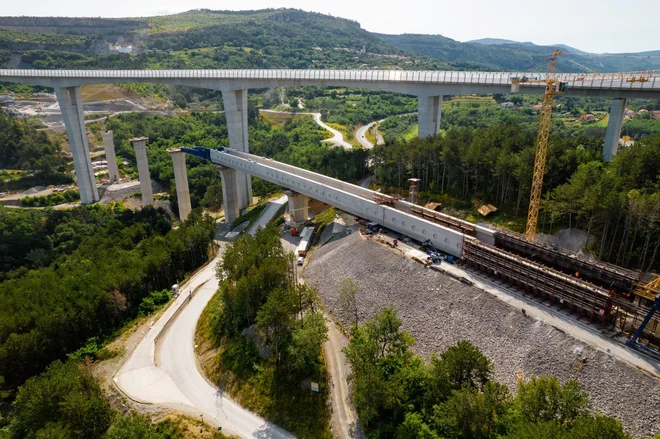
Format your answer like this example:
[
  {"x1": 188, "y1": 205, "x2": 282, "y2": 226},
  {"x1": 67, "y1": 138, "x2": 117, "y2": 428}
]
[{"x1": 304, "y1": 233, "x2": 660, "y2": 438}]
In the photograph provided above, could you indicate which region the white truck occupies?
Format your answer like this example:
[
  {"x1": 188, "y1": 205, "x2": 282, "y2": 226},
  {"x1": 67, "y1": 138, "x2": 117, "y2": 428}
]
[{"x1": 296, "y1": 226, "x2": 315, "y2": 265}]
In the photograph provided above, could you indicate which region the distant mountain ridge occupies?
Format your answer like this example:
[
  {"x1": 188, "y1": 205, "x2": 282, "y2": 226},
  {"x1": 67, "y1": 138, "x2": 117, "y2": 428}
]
[
  {"x1": 467, "y1": 38, "x2": 583, "y2": 54},
  {"x1": 0, "y1": 9, "x2": 658, "y2": 73},
  {"x1": 378, "y1": 33, "x2": 660, "y2": 72}
]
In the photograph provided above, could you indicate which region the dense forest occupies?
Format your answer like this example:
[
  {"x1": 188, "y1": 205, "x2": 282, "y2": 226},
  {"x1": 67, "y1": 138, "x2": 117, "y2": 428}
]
[
  {"x1": 5, "y1": 358, "x2": 228, "y2": 438},
  {"x1": 371, "y1": 120, "x2": 660, "y2": 271},
  {"x1": 346, "y1": 307, "x2": 633, "y2": 439},
  {"x1": 3, "y1": 9, "x2": 659, "y2": 74},
  {"x1": 0, "y1": 205, "x2": 215, "y2": 394},
  {"x1": 0, "y1": 110, "x2": 68, "y2": 181}
]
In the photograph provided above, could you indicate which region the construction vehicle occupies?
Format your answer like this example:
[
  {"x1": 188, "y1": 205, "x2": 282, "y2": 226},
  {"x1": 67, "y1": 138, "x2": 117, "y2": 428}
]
[
  {"x1": 626, "y1": 294, "x2": 660, "y2": 359},
  {"x1": 365, "y1": 222, "x2": 381, "y2": 234},
  {"x1": 422, "y1": 240, "x2": 455, "y2": 264},
  {"x1": 296, "y1": 227, "x2": 315, "y2": 257},
  {"x1": 423, "y1": 240, "x2": 443, "y2": 263}
]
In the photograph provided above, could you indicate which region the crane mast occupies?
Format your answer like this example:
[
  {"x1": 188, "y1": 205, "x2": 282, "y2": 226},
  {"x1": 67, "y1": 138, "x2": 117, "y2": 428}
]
[{"x1": 521, "y1": 50, "x2": 563, "y2": 241}]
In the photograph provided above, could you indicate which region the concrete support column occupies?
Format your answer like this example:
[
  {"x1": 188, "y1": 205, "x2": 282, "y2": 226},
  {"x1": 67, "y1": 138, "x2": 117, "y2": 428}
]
[
  {"x1": 101, "y1": 130, "x2": 120, "y2": 183},
  {"x1": 218, "y1": 165, "x2": 240, "y2": 224},
  {"x1": 418, "y1": 95, "x2": 443, "y2": 138},
  {"x1": 168, "y1": 148, "x2": 192, "y2": 221},
  {"x1": 130, "y1": 137, "x2": 153, "y2": 207},
  {"x1": 603, "y1": 98, "x2": 627, "y2": 162},
  {"x1": 286, "y1": 191, "x2": 309, "y2": 225},
  {"x1": 55, "y1": 86, "x2": 99, "y2": 204},
  {"x1": 222, "y1": 89, "x2": 252, "y2": 209}
]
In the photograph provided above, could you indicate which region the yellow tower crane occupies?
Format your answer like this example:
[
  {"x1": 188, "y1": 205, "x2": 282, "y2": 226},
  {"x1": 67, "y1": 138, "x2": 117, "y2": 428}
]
[
  {"x1": 512, "y1": 49, "x2": 565, "y2": 241},
  {"x1": 512, "y1": 53, "x2": 660, "y2": 242}
]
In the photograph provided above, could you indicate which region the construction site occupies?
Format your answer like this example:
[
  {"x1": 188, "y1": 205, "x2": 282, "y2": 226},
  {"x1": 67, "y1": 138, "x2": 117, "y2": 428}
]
[
  {"x1": 304, "y1": 229, "x2": 660, "y2": 438},
  {"x1": 301, "y1": 54, "x2": 660, "y2": 437}
]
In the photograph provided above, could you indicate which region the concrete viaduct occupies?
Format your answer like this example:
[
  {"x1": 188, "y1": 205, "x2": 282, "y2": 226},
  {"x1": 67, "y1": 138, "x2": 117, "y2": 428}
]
[
  {"x1": 182, "y1": 146, "x2": 494, "y2": 257},
  {"x1": 1, "y1": 68, "x2": 659, "y2": 206}
]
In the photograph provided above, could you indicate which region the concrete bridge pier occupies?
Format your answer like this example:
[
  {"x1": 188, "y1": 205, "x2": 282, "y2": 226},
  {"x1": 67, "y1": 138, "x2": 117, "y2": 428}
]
[
  {"x1": 286, "y1": 191, "x2": 309, "y2": 225},
  {"x1": 418, "y1": 95, "x2": 443, "y2": 138},
  {"x1": 130, "y1": 137, "x2": 154, "y2": 207},
  {"x1": 55, "y1": 86, "x2": 99, "y2": 204},
  {"x1": 218, "y1": 165, "x2": 240, "y2": 224},
  {"x1": 101, "y1": 130, "x2": 120, "y2": 183},
  {"x1": 222, "y1": 89, "x2": 252, "y2": 209},
  {"x1": 168, "y1": 148, "x2": 192, "y2": 221},
  {"x1": 603, "y1": 98, "x2": 627, "y2": 162}
]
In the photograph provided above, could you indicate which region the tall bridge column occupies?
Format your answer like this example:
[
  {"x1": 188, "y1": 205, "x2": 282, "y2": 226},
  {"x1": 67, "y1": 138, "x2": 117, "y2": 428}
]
[
  {"x1": 130, "y1": 137, "x2": 153, "y2": 207},
  {"x1": 55, "y1": 86, "x2": 99, "y2": 204},
  {"x1": 222, "y1": 89, "x2": 252, "y2": 210},
  {"x1": 603, "y1": 98, "x2": 627, "y2": 162},
  {"x1": 418, "y1": 95, "x2": 443, "y2": 138},
  {"x1": 218, "y1": 165, "x2": 240, "y2": 224},
  {"x1": 101, "y1": 130, "x2": 120, "y2": 183},
  {"x1": 286, "y1": 190, "x2": 309, "y2": 225},
  {"x1": 168, "y1": 148, "x2": 192, "y2": 221}
]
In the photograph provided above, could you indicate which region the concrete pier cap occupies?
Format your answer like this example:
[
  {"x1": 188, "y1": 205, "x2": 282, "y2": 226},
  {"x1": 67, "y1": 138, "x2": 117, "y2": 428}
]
[
  {"x1": 167, "y1": 148, "x2": 192, "y2": 221},
  {"x1": 130, "y1": 137, "x2": 154, "y2": 207}
]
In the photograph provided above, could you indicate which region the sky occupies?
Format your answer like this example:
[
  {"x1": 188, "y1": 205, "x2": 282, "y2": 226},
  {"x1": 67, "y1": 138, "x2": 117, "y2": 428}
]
[{"x1": 3, "y1": 0, "x2": 659, "y2": 54}]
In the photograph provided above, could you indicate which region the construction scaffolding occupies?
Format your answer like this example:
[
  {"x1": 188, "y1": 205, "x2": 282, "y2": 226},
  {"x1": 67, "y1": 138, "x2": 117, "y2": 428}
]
[
  {"x1": 463, "y1": 237, "x2": 660, "y2": 349},
  {"x1": 411, "y1": 204, "x2": 476, "y2": 235}
]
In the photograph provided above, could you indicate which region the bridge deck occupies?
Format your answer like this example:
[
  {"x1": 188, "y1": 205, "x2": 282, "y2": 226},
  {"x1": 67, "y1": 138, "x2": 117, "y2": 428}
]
[{"x1": 1, "y1": 69, "x2": 658, "y2": 96}]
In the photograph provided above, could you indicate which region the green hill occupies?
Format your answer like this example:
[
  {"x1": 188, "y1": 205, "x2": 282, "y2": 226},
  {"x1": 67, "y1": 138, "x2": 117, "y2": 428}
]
[
  {"x1": 377, "y1": 33, "x2": 660, "y2": 72},
  {"x1": 0, "y1": 9, "x2": 658, "y2": 73}
]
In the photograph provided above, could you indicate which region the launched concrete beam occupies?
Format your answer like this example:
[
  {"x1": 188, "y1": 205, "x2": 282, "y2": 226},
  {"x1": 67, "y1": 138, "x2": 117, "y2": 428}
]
[
  {"x1": 55, "y1": 86, "x2": 99, "y2": 204},
  {"x1": 218, "y1": 165, "x2": 240, "y2": 224},
  {"x1": 418, "y1": 95, "x2": 442, "y2": 138},
  {"x1": 603, "y1": 98, "x2": 627, "y2": 162},
  {"x1": 101, "y1": 130, "x2": 120, "y2": 183},
  {"x1": 222, "y1": 89, "x2": 252, "y2": 210},
  {"x1": 209, "y1": 149, "x2": 467, "y2": 256},
  {"x1": 130, "y1": 137, "x2": 153, "y2": 207},
  {"x1": 168, "y1": 148, "x2": 192, "y2": 221}
]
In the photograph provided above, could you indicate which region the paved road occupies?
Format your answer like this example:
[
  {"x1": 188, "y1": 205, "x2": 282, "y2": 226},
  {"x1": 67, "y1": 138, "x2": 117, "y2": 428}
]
[
  {"x1": 355, "y1": 120, "x2": 384, "y2": 149},
  {"x1": 248, "y1": 195, "x2": 287, "y2": 235},
  {"x1": 261, "y1": 109, "x2": 352, "y2": 149},
  {"x1": 115, "y1": 200, "x2": 295, "y2": 438}
]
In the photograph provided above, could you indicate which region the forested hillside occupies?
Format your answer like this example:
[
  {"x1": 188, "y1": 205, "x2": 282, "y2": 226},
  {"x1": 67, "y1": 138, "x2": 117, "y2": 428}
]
[
  {"x1": 1, "y1": 8, "x2": 659, "y2": 74},
  {"x1": 0, "y1": 110, "x2": 64, "y2": 172},
  {"x1": 0, "y1": 205, "x2": 215, "y2": 392},
  {"x1": 0, "y1": 9, "x2": 450, "y2": 72},
  {"x1": 377, "y1": 33, "x2": 660, "y2": 72}
]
